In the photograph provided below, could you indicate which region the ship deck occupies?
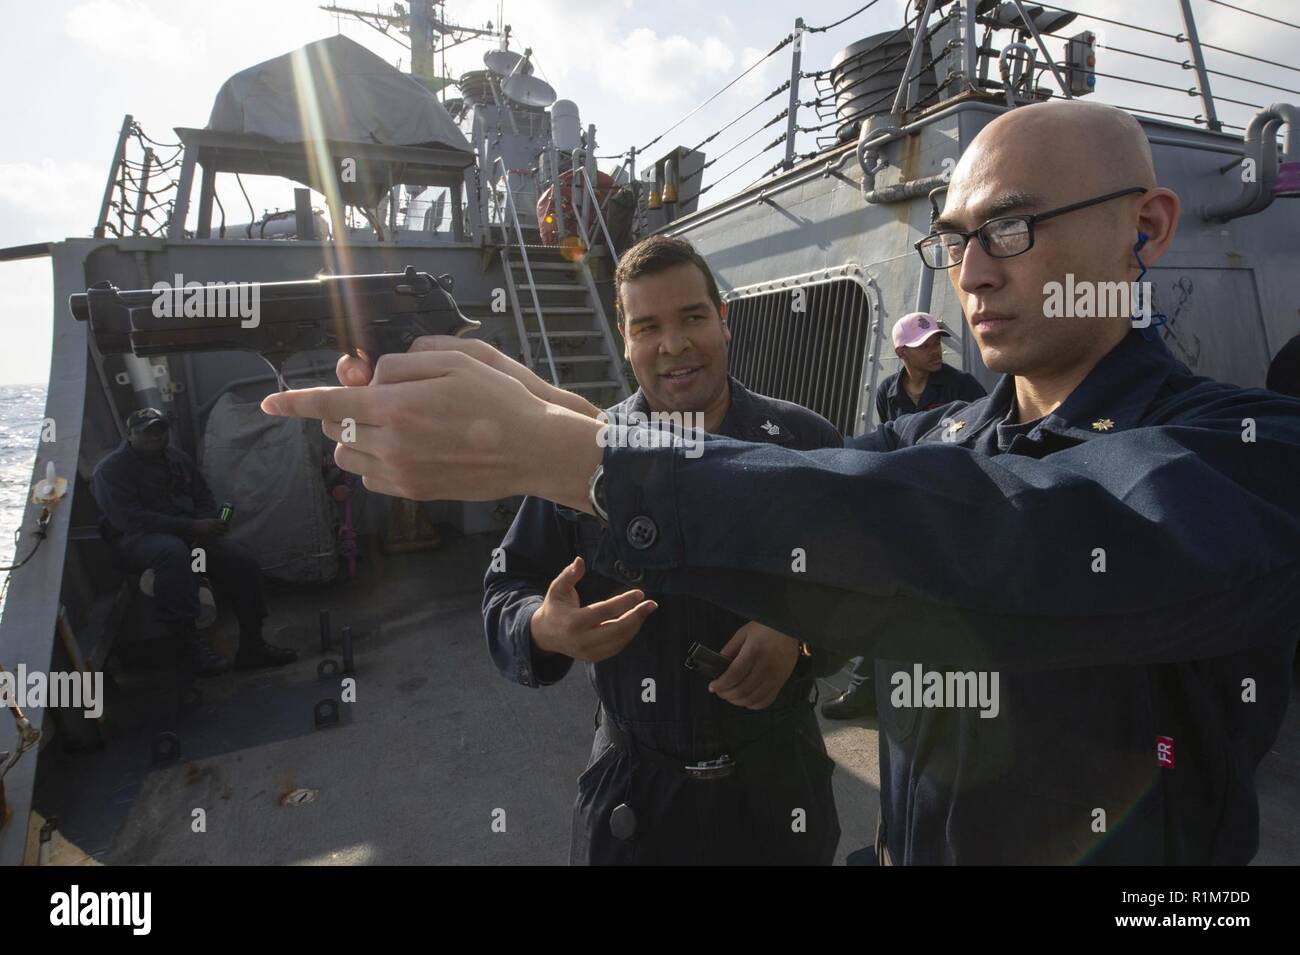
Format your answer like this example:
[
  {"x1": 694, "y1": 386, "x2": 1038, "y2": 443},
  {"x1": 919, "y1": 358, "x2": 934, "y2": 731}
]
[{"x1": 28, "y1": 529, "x2": 1298, "y2": 866}]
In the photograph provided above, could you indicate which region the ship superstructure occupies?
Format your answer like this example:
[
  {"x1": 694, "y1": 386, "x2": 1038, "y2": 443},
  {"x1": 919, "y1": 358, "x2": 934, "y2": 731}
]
[{"x1": 0, "y1": 0, "x2": 1296, "y2": 866}]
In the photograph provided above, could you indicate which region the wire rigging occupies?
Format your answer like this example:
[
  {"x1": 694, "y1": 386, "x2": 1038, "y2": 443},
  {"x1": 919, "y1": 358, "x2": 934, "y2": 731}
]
[
  {"x1": 1204, "y1": 0, "x2": 1300, "y2": 31},
  {"x1": 688, "y1": 82, "x2": 790, "y2": 152},
  {"x1": 639, "y1": 32, "x2": 796, "y2": 154},
  {"x1": 806, "y1": 0, "x2": 883, "y2": 34}
]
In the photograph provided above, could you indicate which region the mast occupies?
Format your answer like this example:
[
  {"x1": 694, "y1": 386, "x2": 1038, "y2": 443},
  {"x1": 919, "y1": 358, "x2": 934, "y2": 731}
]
[{"x1": 318, "y1": 1, "x2": 503, "y2": 86}]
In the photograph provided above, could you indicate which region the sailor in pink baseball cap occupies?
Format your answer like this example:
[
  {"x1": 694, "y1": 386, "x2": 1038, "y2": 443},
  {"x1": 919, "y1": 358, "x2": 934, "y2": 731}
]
[
  {"x1": 892, "y1": 311, "x2": 950, "y2": 350},
  {"x1": 873, "y1": 312, "x2": 988, "y2": 425}
]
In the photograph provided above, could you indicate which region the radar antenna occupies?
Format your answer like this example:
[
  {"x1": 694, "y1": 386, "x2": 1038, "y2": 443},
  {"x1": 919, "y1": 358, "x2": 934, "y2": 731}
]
[{"x1": 319, "y1": 1, "x2": 506, "y2": 92}]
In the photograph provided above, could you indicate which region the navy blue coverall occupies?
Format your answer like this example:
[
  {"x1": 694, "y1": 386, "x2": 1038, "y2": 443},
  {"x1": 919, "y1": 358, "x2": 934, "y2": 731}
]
[
  {"x1": 91, "y1": 441, "x2": 266, "y2": 630},
  {"x1": 483, "y1": 378, "x2": 845, "y2": 865},
  {"x1": 590, "y1": 332, "x2": 1300, "y2": 864},
  {"x1": 846, "y1": 364, "x2": 989, "y2": 692}
]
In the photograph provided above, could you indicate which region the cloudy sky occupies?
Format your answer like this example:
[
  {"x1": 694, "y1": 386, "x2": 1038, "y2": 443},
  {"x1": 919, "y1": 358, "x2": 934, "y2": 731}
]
[{"x1": 1, "y1": 0, "x2": 1295, "y2": 384}]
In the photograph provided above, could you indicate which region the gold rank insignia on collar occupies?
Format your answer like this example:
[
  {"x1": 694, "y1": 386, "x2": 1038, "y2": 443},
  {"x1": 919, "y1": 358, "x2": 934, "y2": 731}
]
[
  {"x1": 951, "y1": 419, "x2": 966, "y2": 432},
  {"x1": 1092, "y1": 418, "x2": 1116, "y2": 432}
]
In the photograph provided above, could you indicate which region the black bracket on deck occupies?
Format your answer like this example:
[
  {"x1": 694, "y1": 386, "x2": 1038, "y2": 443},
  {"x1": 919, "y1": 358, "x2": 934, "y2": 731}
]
[{"x1": 313, "y1": 698, "x2": 340, "y2": 729}]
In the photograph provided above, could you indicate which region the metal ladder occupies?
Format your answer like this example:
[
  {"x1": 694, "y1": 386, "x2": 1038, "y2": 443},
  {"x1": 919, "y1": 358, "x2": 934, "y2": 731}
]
[{"x1": 493, "y1": 159, "x2": 630, "y2": 407}]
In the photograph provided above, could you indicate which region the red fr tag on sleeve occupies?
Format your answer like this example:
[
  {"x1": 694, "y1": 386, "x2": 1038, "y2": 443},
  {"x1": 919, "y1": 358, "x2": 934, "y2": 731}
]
[{"x1": 1156, "y1": 735, "x2": 1175, "y2": 768}]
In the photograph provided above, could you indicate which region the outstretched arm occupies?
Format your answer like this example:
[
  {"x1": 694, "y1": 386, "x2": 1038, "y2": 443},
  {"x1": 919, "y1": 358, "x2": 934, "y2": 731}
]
[
  {"x1": 593, "y1": 394, "x2": 1300, "y2": 669},
  {"x1": 263, "y1": 343, "x2": 1300, "y2": 671}
]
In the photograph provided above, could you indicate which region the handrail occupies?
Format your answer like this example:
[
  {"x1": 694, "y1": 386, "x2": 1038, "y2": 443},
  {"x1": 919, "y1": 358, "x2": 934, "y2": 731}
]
[
  {"x1": 574, "y1": 166, "x2": 621, "y2": 266},
  {"x1": 493, "y1": 157, "x2": 558, "y2": 384},
  {"x1": 565, "y1": 203, "x2": 630, "y2": 399}
]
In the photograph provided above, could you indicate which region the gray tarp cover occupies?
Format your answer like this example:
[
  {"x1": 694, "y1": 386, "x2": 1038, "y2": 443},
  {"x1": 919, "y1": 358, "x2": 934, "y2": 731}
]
[
  {"x1": 207, "y1": 34, "x2": 472, "y2": 153},
  {"x1": 201, "y1": 394, "x2": 337, "y2": 584}
]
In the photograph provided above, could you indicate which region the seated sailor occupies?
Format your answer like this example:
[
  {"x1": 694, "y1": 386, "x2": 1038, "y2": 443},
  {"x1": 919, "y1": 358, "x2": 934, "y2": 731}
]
[{"x1": 91, "y1": 408, "x2": 297, "y2": 676}]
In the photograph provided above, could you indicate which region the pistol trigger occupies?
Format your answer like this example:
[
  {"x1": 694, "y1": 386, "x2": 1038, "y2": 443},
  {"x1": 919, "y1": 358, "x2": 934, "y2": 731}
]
[{"x1": 260, "y1": 353, "x2": 291, "y2": 393}]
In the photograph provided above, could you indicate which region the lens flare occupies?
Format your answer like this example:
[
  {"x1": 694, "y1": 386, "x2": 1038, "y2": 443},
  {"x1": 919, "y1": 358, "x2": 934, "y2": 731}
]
[{"x1": 559, "y1": 234, "x2": 587, "y2": 263}]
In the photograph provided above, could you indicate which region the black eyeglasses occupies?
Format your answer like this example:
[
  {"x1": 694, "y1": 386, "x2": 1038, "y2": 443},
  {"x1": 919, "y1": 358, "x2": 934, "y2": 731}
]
[{"x1": 915, "y1": 187, "x2": 1147, "y2": 269}]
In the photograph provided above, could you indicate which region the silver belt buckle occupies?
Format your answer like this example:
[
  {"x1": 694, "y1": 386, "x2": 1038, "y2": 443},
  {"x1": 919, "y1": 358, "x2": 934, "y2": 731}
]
[{"x1": 684, "y1": 754, "x2": 735, "y2": 780}]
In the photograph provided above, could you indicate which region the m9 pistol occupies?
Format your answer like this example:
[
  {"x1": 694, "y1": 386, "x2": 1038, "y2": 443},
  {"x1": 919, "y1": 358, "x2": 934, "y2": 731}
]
[{"x1": 69, "y1": 265, "x2": 481, "y2": 386}]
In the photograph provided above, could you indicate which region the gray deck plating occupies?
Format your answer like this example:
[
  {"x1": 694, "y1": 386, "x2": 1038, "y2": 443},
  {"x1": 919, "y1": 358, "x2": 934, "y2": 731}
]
[
  {"x1": 32, "y1": 531, "x2": 878, "y2": 865},
  {"x1": 28, "y1": 529, "x2": 1295, "y2": 865}
]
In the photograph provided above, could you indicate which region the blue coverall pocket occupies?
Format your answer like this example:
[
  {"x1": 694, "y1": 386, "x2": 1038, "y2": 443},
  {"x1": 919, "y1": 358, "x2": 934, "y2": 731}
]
[{"x1": 570, "y1": 732, "x2": 638, "y2": 865}]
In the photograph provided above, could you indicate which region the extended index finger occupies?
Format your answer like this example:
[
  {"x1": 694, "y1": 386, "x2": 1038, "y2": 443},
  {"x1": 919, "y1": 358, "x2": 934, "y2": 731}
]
[{"x1": 261, "y1": 384, "x2": 382, "y2": 424}]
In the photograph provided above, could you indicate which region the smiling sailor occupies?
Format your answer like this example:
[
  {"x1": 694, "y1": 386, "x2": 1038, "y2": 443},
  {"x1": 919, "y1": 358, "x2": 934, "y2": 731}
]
[
  {"x1": 482, "y1": 236, "x2": 844, "y2": 865},
  {"x1": 263, "y1": 101, "x2": 1300, "y2": 865}
]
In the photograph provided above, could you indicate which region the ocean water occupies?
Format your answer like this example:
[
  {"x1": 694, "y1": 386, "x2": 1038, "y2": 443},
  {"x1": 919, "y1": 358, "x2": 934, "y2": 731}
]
[{"x1": 0, "y1": 384, "x2": 49, "y2": 590}]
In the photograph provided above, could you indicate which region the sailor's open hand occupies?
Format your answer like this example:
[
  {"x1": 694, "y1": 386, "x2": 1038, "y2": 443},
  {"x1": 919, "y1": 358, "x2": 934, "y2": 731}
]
[
  {"x1": 530, "y1": 556, "x2": 658, "y2": 662},
  {"x1": 709, "y1": 621, "x2": 800, "y2": 710},
  {"x1": 261, "y1": 348, "x2": 605, "y2": 507}
]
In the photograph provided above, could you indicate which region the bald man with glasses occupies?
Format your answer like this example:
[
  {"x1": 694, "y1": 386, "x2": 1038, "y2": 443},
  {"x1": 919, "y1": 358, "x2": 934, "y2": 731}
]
[
  {"x1": 915, "y1": 186, "x2": 1149, "y2": 268},
  {"x1": 264, "y1": 101, "x2": 1300, "y2": 865}
]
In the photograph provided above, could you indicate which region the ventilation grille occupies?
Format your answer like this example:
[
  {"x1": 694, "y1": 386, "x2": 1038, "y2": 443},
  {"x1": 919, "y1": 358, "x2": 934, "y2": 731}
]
[{"x1": 725, "y1": 278, "x2": 872, "y2": 435}]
